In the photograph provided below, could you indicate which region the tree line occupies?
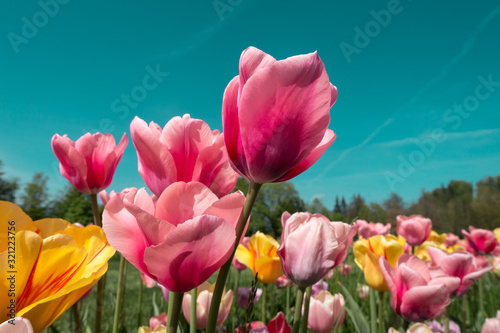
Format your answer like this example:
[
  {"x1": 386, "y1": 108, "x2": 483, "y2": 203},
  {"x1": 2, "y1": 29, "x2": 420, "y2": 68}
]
[{"x1": 1, "y1": 160, "x2": 498, "y2": 236}]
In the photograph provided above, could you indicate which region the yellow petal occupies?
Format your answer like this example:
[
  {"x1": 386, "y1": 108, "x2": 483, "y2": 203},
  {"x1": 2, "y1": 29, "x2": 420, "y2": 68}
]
[
  {"x1": 33, "y1": 218, "x2": 70, "y2": 238},
  {"x1": 494, "y1": 228, "x2": 500, "y2": 243},
  {"x1": 385, "y1": 239, "x2": 405, "y2": 267},
  {"x1": 235, "y1": 244, "x2": 255, "y2": 273},
  {"x1": 0, "y1": 201, "x2": 39, "y2": 253},
  {"x1": 362, "y1": 251, "x2": 388, "y2": 292},
  {"x1": 251, "y1": 232, "x2": 279, "y2": 258},
  {"x1": 367, "y1": 235, "x2": 386, "y2": 258},
  {"x1": 254, "y1": 255, "x2": 283, "y2": 284}
]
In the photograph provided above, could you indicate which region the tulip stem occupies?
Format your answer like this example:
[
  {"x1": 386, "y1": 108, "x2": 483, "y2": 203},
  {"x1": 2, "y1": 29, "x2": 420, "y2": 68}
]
[
  {"x1": 190, "y1": 288, "x2": 197, "y2": 333},
  {"x1": 286, "y1": 285, "x2": 290, "y2": 323},
  {"x1": 301, "y1": 286, "x2": 312, "y2": 333},
  {"x1": 167, "y1": 292, "x2": 184, "y2": 333},
  {"x1": 461, "y1": 294, "x2": 467, "y2": 333},
  {"x1": 369, "y1": 288, "x2": 377, "y2": 333},
  {"x1": 478, "y1": 277, "x2": 485, "y2": 317},
  {"x1": 112, "y1": 255, "x2": 127, "y2": 333},
  {"x1": 444, "y1": 306, "x2": 450, "y2": 333},
  {"x1": 72, "y1": 301, "x2": 82, "y2": 333},
  {"x1": 137, "y1": 281, "x2": 143, "y2": 327},
  {"x1": 90, "y1": 193, "x2": 105, "y2": 333},
  {"x1": 292, "y1": 286, "x2": 305, "y2": 333},
  {"x1": 378, "y1": 291, "x2": 384, "y2": 333},
  {"x1": 231, "y1": 269, "x2": 240, "y2": 333},
  {"x1": 206, "y1": 181, "x2": 263, "y2": 333},
  {"x1": 262, "y1": 283, "x2": 268, "y2": 323}
]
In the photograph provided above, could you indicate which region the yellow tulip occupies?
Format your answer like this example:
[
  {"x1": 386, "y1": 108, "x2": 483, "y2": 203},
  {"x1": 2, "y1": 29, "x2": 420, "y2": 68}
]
[
  {"x1": 234, "y1": 231, "x2": 283, "y2": 284},
  {"x1": 353, "y1": 235, "x2": 405, "y2": 292},
  {"x1": 0, "y1": 201, "x2": 115, "y2": 332},
  {"x1": 494, "y1": 228, "x2": 500, "y2": 243}
]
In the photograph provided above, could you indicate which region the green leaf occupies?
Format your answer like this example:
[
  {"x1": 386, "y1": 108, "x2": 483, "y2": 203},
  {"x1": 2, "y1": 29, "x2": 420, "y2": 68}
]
[{"x1": 338, "y1": 282, "x2": 370, "y2": 333}]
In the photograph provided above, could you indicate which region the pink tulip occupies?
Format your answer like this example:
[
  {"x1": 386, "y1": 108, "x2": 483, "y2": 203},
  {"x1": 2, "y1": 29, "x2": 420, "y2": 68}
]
[
  {"x1": 379, "y1": 254, "x2": 460, "y2": 322},
  {"x1": 102, "y1": 182, "x2": 245, "y2": 292},
  {"x1": 130, "y1": 114, "x2": 238, "y2": 198},
  {"x1": 149, "y1": 313, "x2": 168, "y2": 330},
  {"x1": 181, "y1": 282, "x2": 233, "y2": 329},
  {"x1": 236, "y1": 312, "x2": 291, "y2": 333},
  {"x1": 462, "y1": 226, "x2": 499, "y2": 255},
  {"x1": 396, "y1": 215, "x2": 432, "y2": 246},
  {"x1": 277, "y1": 212, "x2": 357, "y2": 288},
  {"x1": 237, "y1": 287, "x2": 263, "y2": 309},
  {"x1": 274, "y1": 275, "x2": 293, "y2": 289},
  {"x1": 51, "y1": 132, "x2": 128, "y2": 194},
  {"x1": 339, "y1": 264, "x2": 352, "y2": 275},
  {"x1": 0, "y1": 317, "x2": 33, "y2": 333},
  {"x1": 445, "y1": 233, "x2": 460, "y2": 247},
  {"x1": 355, "y1": 220, "x2": 391, "y2": 239},
  {"x1": 222, "y1": 46, "x2": 337, "y2": 184},
  {"x1": 428, "y1": 246, "x2": 492, "y2": 297},
  {"x1": 357, "y1": 285, "x2": 369, "y2": 299},
  {"x1": 311, "y1": 279, "x2": 328, "y2": 298},
  {"x1": 482, "y1": 311, "x2": 500, "y2": 333},
  {"x1": 307, "y1": 291, "x2": 345, "y2": 332},
  {"x1": 428, "y1": 319, "x2": 461, "y2": 333},
  {"x1": 141, "y1": 272, "x2": 157, "y2": 288}
]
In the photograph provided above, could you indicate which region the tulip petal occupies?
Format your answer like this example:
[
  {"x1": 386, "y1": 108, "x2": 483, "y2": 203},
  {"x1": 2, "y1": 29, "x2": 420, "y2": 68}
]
[
  {"x1": 0, "y1": 317, "x2": 33, "y2": 333},
  {"x1": 155, "y1": 182, "x2": 218, "y2": 227},
  {"x1": 234, "y1": 244, "x2": 256, "y2": 272},
  {"x1": 0, "y1": 201, "x2": 38, "y2": 253},
  {"x1": 51, "y1": 134, "x2": 89, "y2": 193},
  {"x1": 254, "y1": 255, "x2": 283, "y2": 284},
  {"x1": 202, "y1": 191, "x2": 245, "y2": 227},
  {"x1": 33, "y1": 218, "x2": 70, "y2": 238},
  {"x1": 400, "y1": 284, "x2": 450, "y2": 322},
  {"x1": 144, "y1": 215, "x2": 235, "y2": 292},
  {"x1": 308, "y1": 297, "x2": 333, "y2": 333},
  {"x1": 239, "y1": 46, "x2": 276, "y2": 91},
  {"x1": 237, "y1": 51, "x2": 332, "y2": 183}
]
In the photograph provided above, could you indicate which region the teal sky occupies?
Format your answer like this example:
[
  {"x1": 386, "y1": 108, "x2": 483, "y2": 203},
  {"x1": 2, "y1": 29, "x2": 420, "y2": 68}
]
[{"x1": 1, "y1": 0, "x2": 500, "y2": 209}]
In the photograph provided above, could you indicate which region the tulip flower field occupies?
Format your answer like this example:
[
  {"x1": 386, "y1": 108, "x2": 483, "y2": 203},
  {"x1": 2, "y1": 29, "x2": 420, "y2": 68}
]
[{"x1": 1, "y1": 47, "x2": 500, "y2": 333}]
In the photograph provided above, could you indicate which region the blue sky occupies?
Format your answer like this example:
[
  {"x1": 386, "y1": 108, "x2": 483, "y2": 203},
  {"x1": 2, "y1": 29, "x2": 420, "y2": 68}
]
[{"x1": 1, "y1": 0, "x2": 499, "y2": 209}]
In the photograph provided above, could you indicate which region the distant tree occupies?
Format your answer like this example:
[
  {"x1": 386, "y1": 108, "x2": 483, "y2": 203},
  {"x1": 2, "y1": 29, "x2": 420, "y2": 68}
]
[
  {"x1": 346, "y1": 194, "x2": 371, "y2": 222},
  {"x1": 333, "y1": 196, "x2": 341, "y2": 214},
  {"x1": 0, "y1": 161, "x2": 18, "y2": 202},
  {"x1": 472, "y1": 176, "x2": 500, "y2": 230},
  {"x1": 340, "y1": 196, "x2": 347, "y2": 216},
  {"x1": 369, "y1": 202, "x2": 387, "y2": 223},
  {"x1": 383, "y1": 192, "x2": 406, "y2": 227},
  {"x1": 50, "y1": 185, "x2": 93, "y2": 225},
  {"x1": 21, "y1": 172, "x2": 49, "y2": 220}
]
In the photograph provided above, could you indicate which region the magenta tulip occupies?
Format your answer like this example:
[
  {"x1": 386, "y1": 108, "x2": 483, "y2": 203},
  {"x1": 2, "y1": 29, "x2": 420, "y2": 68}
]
[
  {"x1": 51, "y1": 132, "x2": 128, "y2": 194},
  {"x1": 311, "y1": 280, "x2": 328, "y2": 298},
  {"x1": 482, "y1": 311, "x2": 500, "y2": 333},
  {"x1": 307, "y1": 291, "x2": 345, "y2": 333},
  {"x1": 428, "y1": 246, "x2": 492, "y2": 297},
  {"x1": 274, "y1": 275, "x2": 293, "y2": 289},
  {"x1": 379, "y1": 254, "x2": 460, "y2": 322},
  {"x1": 102, "y1": 182, "x2": 245, "y2": 292},
  {"x1": 355, "y1": 220, "x2": 391, "y2": 239},
  {"x1": 222, "y1": 47, "x2": 337, "y2": 184},
  {"x1": 396, "y1": 215, "x2": 432, "y2": 246},
  {"x1": 462, "y1": 226, "x2": 499, "y2": 255},
  {"x1": 130, "y1": 114, "x2": 238, "y2": 198},
  {"x1": 236, "y1": 312, "x2": 291, "y2": 333},
  {"x1": 277, "y1": 212, "x2": 357, "y2": 288}
]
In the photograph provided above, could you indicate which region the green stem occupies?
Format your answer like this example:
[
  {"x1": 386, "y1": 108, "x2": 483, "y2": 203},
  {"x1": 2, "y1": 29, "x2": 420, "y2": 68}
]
[
  {"x1": 206, "y1": 182, "x2": 263, "y2": 333},
  {"x1": 190, "y1": 288, "x2": 197, "y2": 333},
  {"x1": 301, "y1": 286, "x2": 312, "y2": 333},
  {"x1": 72, "y1": 301, "x2": 81, "y2": 333},
  {"x1": 402, "y1": 319, "x2": 409, "y2": 331},
  {"x1": 167, "y1": 292, "x2": 184, "y2": 333},
  {"x1": 286, "y1": 285, "x2": 290, "y2": 324},
  {"x1": 137, "y1": 281, "x2": 143, "y2": 327},
  {"x1": 378, "y1": 291, "x2": 384, "y2": 333},
  {"x1": 478, "y1": 277, "x2": 485, "y2": 316},
  {"x1": 90, "y1": 194, "x2": 104, "y2": 333},
  {"x1": 369, "y1": 288, "x2": 377, "y2": 333},
  {"x1": 292, "y1": 287, "x2": 305, "y2": 333},
  {"x1": 231, "y1": 270, "x2": 240, "y2": 333},
  {"x1": 461, "y1": 294, "x2": 467, "y2": 333},
  {"x1": 112, "y1": 255, "x2": 127, "y2": 333},
  {"x1": 444, "y1": 306, "x2": 450, "y2": 333},
  {"x1": 262, "y1": 283, "x2": 268, "y2": 323},
  {"x1": 167, "y1": 291, "x2": 174, "y2": 325}
]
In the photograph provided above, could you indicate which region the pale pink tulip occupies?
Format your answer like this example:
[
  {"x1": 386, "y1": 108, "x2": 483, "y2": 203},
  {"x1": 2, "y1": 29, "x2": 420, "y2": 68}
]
[
  {"x1": 428, "y1": 246, "x2": 492, "y2": 297},
  {"x1": 396, "y1": 215, "x2": 432, "y2": 246},
  {"x1": 428, "y1": 319, "x2": 461, "y2": 333},
  {"x1": 357, "y1": 285, "x2": 369, "y2": 299},
  {"x1": 482, "y1": 311, "x2": 500, "y2": 333},
  {"x1": 237, "y1": 287, "x2": 263, "y2": 309},
  {"x1": 51, "y1": 132, "x2": 128, "y2": 194},
  {"x1": 0, "y1": 317, "x2": 33, "y2": 333},
  {"x1": 102, "y1": 182, "x2": 245, "y2": 292},
  {"x1": 339, "y1": 264, "x2": 352, "y2": 275},
  {"x1": 277, "y1": 212, "x2": 357, "y2": 288},
  {"x1": 462, "y1": 226, "x2": 499, "y2": 255},
  {"x1": 130, "y1": 115, "x2": 238, "y2": 198},
  {"x1": 379, "y1": 254, "x2": 460, "y2": 322},
  {"x1": 141, "y1": 272, "x2": 157, "y2": 288},
  {"x1": 355, "y1": 220, "x2": 391, "y2": 239},
  {"x1": 149, "y1": 313, "x2": 167, "y2": 330},
  {"x1": 307, "y1": 291, "x2": 345, "y2": 333},
  {"x1": 222, "y1": 47, "x2": 337, "y2": 184},
  {"x1": 445, "y1": 233, "x2": 460, "y2": 247},
  {"x1": 181, "y1": 282, "x2": 233, "y2": 329}
]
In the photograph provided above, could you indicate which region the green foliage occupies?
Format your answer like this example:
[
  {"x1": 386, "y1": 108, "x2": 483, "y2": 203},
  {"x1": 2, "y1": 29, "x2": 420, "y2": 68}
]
[
  {"x1": 50, "y1": 185, "x2": 94, "y2": 224},
  {"x1": 0, "y1": 160, "x2": 19, "y2": 202},
  {"x1": 20, "y1": 172, "x2": 49, "y2": 220}
]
